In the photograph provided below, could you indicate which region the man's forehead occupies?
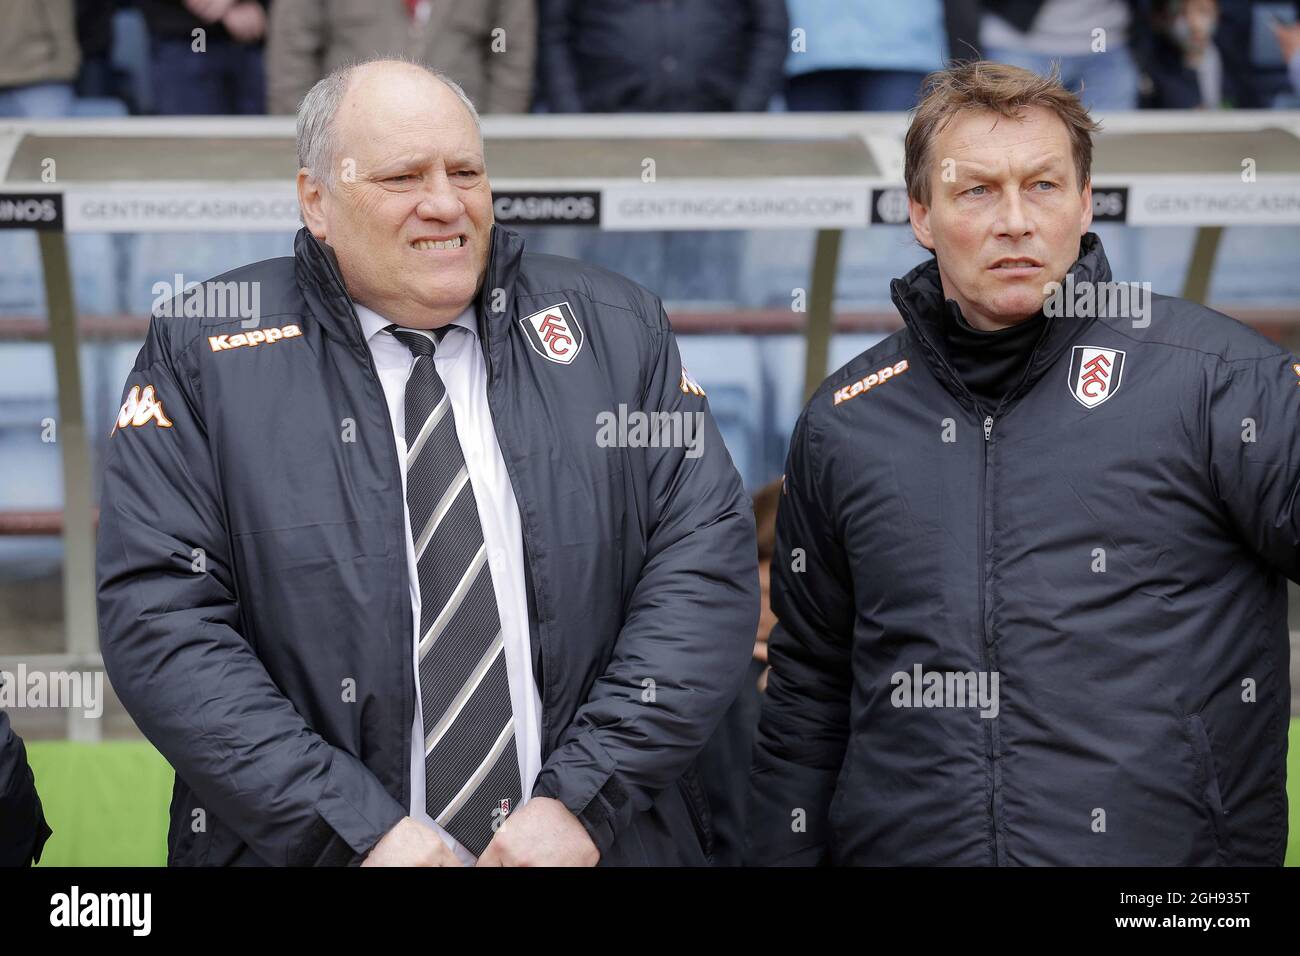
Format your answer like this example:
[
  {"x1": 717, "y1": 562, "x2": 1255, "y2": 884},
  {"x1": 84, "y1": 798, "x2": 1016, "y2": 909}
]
[
  {"x1": 337, "y1": 103, "x2": 482, "y2": 165},
  {"x1": 336, "y1": 69, "x2": 480, "y2": 150},
  {"x1": 343, "y1": 115, "x2": 481, "y2": 155},
  {"x1": 938, "y1": 107, "x2": 1071, "y2": 157},
  {"x1": 366, "y1": 147, "x2": 485, "y2": 172}
]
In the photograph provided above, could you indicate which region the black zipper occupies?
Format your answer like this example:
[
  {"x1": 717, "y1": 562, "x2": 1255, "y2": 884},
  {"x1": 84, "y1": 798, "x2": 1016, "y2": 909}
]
[
  {"x1": 477, "y1": 230, "x2": 554, "y2": 757},
  {"x1": 311, "y1": 236, "x2": 416, "y2": 809},
  {"x1": 900, "y1": 317, "x2": 1008, "y2": 863},
  {"x1": 973, "y1": 317, "x2": 1056, "y2": 866},
  {"x1": 979, "y1": 410, "x2": 1000, "y2": 865},
  {"x1": 484, "y1": 378, "x2": 553, "y2": 750},
  {"x1": 899, "y1": 289, "x2": 1081, "y2": 866}
]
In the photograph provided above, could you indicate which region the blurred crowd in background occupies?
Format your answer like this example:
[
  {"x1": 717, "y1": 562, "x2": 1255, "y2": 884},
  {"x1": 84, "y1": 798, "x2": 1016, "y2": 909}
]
[{"x1": 3, "y1": 0, "x2": 1300, "y2": 119}]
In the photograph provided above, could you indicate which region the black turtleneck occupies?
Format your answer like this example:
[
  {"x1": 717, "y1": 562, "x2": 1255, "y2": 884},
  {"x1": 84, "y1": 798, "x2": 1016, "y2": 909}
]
[{"x1": 942, "y1": 304, "x2": 1048, "y2": 415}]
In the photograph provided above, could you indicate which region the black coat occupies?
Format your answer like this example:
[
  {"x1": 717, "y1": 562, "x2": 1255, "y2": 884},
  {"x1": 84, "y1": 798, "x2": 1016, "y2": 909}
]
[
  {"x1": 0, "y1": 709, "x2": 51, "y2": 866},
  {"x1": 97, "y1": 225, "x2": 758, "y2": 865},
  {"x1": 749, "y1": 234, "x2": 1298, "y2": 865}
]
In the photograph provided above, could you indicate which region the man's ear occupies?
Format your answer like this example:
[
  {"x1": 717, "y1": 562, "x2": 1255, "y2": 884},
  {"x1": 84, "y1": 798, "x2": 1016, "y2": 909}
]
[
  {"x1": 1079, "y1": 179, "x2": 1094, "y2": 236},
  {"x1": 297, "y1": 168, "x2": 328, "y2": 240},
  {"x1": 909, "y1": 195, "x2": 934, "y2": 251}
]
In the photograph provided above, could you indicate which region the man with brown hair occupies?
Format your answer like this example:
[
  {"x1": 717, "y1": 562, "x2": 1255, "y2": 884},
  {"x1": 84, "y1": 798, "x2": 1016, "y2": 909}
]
[{"x1": 748, "y1": 61, "x2": 1300, "y2": 865}]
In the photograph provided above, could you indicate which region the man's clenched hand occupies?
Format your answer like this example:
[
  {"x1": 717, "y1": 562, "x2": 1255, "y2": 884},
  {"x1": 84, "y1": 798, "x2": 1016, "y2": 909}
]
[
  {"x1": 362, "y1": 816, "x2": 463, "y2": 866},
  {"x1": 475, "y1": 797, "x2": 599, "y2": 867}
]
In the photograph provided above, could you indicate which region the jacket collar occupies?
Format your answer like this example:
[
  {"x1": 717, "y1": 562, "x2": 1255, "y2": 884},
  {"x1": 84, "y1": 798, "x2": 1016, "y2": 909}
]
[
  {"x1": 889, "y1": 232, "x2": 1113, "y2": 416},
  {"x1": 293, "y1": 223, "x2": 527, "y2": 378}
]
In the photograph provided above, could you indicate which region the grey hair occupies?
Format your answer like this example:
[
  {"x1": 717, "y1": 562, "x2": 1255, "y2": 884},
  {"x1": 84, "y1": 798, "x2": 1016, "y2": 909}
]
[{"x1": 295, "y1": 57, "x2": 483, "y2": 189}]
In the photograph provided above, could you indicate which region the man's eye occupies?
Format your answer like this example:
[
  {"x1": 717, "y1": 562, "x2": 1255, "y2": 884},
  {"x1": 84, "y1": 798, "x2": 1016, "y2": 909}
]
[
  {"x1": 453, "y1": 170, "x2": 479, "y2": 179},
  {"x1": 965, "y1": 185, "x2": 988, "y2": 196},
  {"x1": 385, "y1": 174, "x2": 416, "y2": 184},
  {"x1": 1032, "y1": 180, "x2": 1056, "y2": 191}
]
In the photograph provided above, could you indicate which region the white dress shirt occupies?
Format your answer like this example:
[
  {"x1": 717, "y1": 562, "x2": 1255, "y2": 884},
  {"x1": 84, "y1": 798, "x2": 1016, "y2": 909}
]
[{"x1": 356, "y1": 301, "x2": 543, "y2": 865}]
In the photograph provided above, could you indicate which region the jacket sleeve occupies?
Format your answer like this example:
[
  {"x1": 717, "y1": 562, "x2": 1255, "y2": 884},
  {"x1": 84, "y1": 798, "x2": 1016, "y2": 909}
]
[
  {"x1": 97, "y1": 319, "x2": 407, "y2": 866},
  {"x1": 734, "y1": 0, "x2": 789, "y2": 111},
  {"x1": 530, "y1": 304, "x2": 759, "y2": 856},
  {"x1": 1206, "y1": 345, "x2": 1300, "y2": 582},
  {"x1": 537, "y1": 0, "x2": 584, "y2": 113},
  {"x1": 745, "y1": 405, "x2": 854, "y2": 865},
  {"x1": 482, "y1": 0, "x2": 537, "y2": 113},
  {"x1": 265, "y1": 0, "x2": 324, "y2": 116},
  {"x1": 0, "y1": 709, "x2": 52, "y2": 866}
]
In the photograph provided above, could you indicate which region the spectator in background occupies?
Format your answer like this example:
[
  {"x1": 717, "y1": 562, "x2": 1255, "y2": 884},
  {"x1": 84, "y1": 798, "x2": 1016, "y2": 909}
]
[
  {"x1": 138, "y1": 0, "x2": 268, "y2": 115},
  {"x1": 981, "y1": 0, "x2": 1142, "y2": 109},
  {"x1": 0, "y1": 0, "x2": 80, "y2": 117},
  {"x1": 1216, "y1": 0, "x2": 1300, "y2": 108},
  {"x1": 537, "y1": 0, "x2": 785, "y2": 304},
  {"x1": 783, "y1": 0, "x2": 981, "y2": 112},
  {"x1": 1271, "y1": 8, "x2": 1300, "y2": 96},
  {"x1": 1141, "y1": 0, "x2": 1227, "y2": 108},
  {"x1": 267, "y1": 1, "x2": 535, "y2": 115},
  {"x1": 539, "y1": 0, "x2": 787, "y2": 112},
  {"x1": 76, "y1": 0, "x2": 120, "y2": 103}
]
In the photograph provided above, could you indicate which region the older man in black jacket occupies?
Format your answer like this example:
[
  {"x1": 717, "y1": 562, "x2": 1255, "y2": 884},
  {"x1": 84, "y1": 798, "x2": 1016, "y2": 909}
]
[
  {"x1": 749, "y1": 61, "x2": 1300, "y2": 866},
  {"x1": 97, "y1": 59, "x2": 757, "y2": 866}
]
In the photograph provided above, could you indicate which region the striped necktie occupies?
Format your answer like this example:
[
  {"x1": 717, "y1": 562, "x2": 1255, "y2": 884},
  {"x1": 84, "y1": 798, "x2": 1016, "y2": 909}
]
[{"x1": 386, "y1": 323, "x2": 523, "y2": 856}]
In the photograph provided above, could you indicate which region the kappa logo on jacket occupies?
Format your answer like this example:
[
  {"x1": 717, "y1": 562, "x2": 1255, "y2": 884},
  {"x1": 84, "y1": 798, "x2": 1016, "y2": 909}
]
[
  {"x1": 833, "y1": 359, "x2": 909, "y2": 406},
  {"x1": 679, "y1": 365, "x2": 706, "y2": 397},
  {"x1": 519, "y1": 301, "x2": 584, "y2": 364},
  {"x1": 1068, "y1": 346, "x2": 1126, "y2": 409},
  {"x1": 111, "y1": 384, "x2": 173, "y2": 435},
  {"x1": 208, "y1": 324, "x2": 302, "y2": 352}
]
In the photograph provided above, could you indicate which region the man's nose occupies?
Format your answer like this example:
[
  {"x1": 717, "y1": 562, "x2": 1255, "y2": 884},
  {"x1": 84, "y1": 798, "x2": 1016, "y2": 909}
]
[
  {"x1": 994, "y1": 190, "x2": 1032, "y2": 239},
  {"x1": 414, "y1": 171, "x2": 464, "y2": 221}
]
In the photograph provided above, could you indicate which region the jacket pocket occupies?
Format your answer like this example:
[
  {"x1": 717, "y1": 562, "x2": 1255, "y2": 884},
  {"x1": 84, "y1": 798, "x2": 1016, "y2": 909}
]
[
  {"x1": 168, "y1": 781, "x2": 244, "y2": 866},
  {"x1": 233, "y1": 518, "x2": 387, "y2": 567},
  {"x1": 679, "y1": 766, "x2": 715, "y2": 863},
  {"x1": 1185, "y1": 713, "x2": 1231, "y2": 860}
]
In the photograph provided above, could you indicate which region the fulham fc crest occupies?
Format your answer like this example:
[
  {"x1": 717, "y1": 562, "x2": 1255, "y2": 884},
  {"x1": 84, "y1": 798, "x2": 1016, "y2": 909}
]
[
  {"x1": 520, "y1": 301, "x2": 584, "y2": 365},
  {"x1": 1068, "y1": 346, "x2": 1126, "y2": 409}
]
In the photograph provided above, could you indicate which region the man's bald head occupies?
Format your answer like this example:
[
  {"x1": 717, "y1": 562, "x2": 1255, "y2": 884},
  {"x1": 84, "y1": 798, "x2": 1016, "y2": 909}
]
[
  {"x1": 296, "y1": 58, "x2": 481, "y2": 189},
  {"x1": 294, "y1": 56, "x2": 495, "y2": 330}
]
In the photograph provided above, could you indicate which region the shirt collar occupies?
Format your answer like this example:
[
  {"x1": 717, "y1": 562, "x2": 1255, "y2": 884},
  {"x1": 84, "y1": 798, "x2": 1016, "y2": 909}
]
[{"x1": 353, "y1": 301, "x2": 478, "y2": 345}]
